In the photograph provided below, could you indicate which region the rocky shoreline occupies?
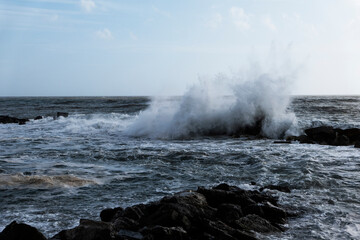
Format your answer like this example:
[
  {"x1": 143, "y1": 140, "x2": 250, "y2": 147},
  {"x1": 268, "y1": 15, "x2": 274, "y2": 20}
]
[{"x1": 0, "y1": 183, "x2": 294, "y2": 240}]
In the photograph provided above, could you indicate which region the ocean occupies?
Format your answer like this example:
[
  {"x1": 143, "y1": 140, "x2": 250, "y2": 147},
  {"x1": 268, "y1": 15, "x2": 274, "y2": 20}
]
[{"x1": 1, "y1": 95, "x2": 360, "y2": 239}]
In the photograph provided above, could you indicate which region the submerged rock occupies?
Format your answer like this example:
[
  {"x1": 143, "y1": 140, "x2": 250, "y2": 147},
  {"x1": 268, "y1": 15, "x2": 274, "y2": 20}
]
[
  {"x1": 0, "y1": 115, "x2": 29, "y2": 125},
  {"x1": 0, "y1": 221, "x2": 46, "y2": 240}
]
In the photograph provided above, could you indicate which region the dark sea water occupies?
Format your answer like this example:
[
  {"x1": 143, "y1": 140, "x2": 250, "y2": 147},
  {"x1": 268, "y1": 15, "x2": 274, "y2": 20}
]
[{"x1": 1, "y1": 96, "x2": 360, "y2": 239}]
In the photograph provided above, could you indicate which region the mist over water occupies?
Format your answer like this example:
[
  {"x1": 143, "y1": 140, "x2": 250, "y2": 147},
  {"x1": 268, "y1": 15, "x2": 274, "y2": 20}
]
[{"x1": 126, "y1": 70, "x2": 298, "y2": 139}]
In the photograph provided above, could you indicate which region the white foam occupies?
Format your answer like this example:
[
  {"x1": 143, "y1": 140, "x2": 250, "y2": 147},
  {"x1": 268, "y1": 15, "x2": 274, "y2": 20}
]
[{"x1": 126, "y1": 69, "x2": 298, "y2": 139}]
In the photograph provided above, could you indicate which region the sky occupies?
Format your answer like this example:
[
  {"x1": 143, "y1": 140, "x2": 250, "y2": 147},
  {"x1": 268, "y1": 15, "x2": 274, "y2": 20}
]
[{"x1": 1, "y1": 0, "x2": 360, "y2": 96}]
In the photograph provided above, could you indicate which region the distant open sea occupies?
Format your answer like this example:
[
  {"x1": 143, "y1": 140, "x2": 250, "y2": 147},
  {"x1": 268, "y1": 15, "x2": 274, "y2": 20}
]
[{"x1": 1, "y1": 95, "x2": 360, "y2": 239}]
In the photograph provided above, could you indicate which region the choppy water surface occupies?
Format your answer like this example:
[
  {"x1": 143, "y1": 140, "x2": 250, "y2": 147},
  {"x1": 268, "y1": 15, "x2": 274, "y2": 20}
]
[{"x1": 1, "y1": 96, "x2": 360, "y2": 239}]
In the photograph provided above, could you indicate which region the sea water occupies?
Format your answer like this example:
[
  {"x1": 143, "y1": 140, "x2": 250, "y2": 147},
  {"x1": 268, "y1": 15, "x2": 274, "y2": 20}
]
[{"x1": 1, "y1": 94, "x2": 360, "y2": 239}]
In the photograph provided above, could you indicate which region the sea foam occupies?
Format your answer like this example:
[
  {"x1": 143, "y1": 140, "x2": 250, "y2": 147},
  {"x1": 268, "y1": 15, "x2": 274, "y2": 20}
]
[{"x1": 126, "y1": 68, "x2": 298, "y2": 139}]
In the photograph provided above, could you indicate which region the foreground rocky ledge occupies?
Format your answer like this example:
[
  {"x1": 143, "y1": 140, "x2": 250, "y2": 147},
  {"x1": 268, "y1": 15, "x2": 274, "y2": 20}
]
[{"x1": 0, "y1": 183, "x2": 292, "y2": 240}]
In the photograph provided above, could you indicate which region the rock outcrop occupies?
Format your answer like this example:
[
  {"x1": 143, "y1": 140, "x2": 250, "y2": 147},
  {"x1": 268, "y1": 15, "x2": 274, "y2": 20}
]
[
  {"x1": 0, "y1": 115, "x2": 29, "y2": 125},
  {"x1": 0, "y1": 221, "x2": 46, "y2": 240},
  {"x1": 287, "y1": 126, "x2": 360, "y2": 147},
  {"x1": 1, "y1": 184, "x2": 293, "y2": 240},
  {"x1": 49, "y1": 183, "x2": 291, "y2": 240}
]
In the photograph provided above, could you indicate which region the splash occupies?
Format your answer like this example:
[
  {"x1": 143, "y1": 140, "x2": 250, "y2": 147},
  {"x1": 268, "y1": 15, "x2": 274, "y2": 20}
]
[{"x1": 126, "y1": 66, "x2": 298, "y2": 139}]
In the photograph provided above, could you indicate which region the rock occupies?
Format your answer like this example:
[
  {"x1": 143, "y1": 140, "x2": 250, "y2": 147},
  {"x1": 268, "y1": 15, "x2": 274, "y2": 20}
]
[
  {"x1": 292, "y1": 126, "x2": 360, "y2": 146},
  {"x1": 0, "y1": 115, "x2": 29, "y2": 125},
  {"x1": 100, "y1": 207, "x2": 123, "y2": 222},
  {"x1": 50, "y1": 219, "x2": 111, "y2": 240},
  {"x1": 117, "y1": 229, "x2": 143, "y2": 239},
  {"x1": 140, "y1": 226, "x2": 186, "y2": 240},
  {"x1": 54, "y1": 112, "x2": 69, "y2": 119},
  {"x1": 333, "y1": 132, "x2": 350, "y2": 146},
  {"x1": 339, "y1": 128, "x2": 360, "y2": 143},
  {"x1": 304, "y1": 126, "x2": 336, "y2": 144},
  {"x1": 34, "y1": 116, "x2": 43, "y2": 120},
  {"x1": 355, "y1": 141, "x2": 360, "y2": 148},
  {"x1": 36, "y1": 183, "x2": 291, "y2": 240},
  {"x1": 236, "y1": 214, "x2": 281, "y2": 233},
  {"x1": 0, "y1": 221, "x2": 46, "y2": 240}
]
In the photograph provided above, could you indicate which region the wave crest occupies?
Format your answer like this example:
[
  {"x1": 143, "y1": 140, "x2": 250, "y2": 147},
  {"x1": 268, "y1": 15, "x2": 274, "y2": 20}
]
[{"x1": 126, "y1": 72, "x2": 298, "y2": 139}]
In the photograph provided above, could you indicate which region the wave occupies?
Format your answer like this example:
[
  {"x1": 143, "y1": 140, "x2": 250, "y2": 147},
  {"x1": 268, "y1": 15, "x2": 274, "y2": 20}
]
[
  {"x1": 0, "y1": 173, "x2": 97, "y2": 188},
  {"x1": 126, "y1": 72, "x2": 298, "y2": 139}
]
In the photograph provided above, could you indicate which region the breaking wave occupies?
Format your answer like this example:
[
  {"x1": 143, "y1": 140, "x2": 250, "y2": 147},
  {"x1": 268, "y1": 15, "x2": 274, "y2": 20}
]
[{"x1": 126, "y1": 71, "x2": 298, "y2": 139}]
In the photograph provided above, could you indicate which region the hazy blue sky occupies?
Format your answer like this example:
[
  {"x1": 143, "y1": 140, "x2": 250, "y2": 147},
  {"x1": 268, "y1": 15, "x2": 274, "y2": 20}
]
[{"x1": 1, "y1": 0, "x2": 360, "y2": 96}]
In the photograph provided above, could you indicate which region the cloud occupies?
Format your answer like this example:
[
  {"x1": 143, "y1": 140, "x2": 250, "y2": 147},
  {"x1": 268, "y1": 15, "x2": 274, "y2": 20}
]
[
  {"x1": 81, "y1": 0, "x2": 95, "y2": 12},
  {"x1": 230, "y1": 7, "x2": 250, "y2": 30},
  {"x1": 96, "y1": 28, "x2": 112, "y2": 39},
  {"x1": 130, "y1": 32, "x2": 138, "y2": 41},
  {"x1": 263, "y1": 16, "x2": 277, "y2": 31},
  {"x1": 207, "y1": 13, "x2": 222, "y2": 29}
]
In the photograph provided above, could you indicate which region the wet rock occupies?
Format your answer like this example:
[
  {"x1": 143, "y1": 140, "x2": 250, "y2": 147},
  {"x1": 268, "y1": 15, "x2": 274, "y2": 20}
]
[
  {"x1": 50, "y1": 219, "x2": 111, "y2": 240},
  {"x1": 140, "y1": 226, "x2": 186, "y2": 240},
  {"x1": 117, "y1": 229, "x2": 143, "y2": 240},
  {"x1": 287, "y1": 135, "x2": 314, "y2": 144},
  {"x1": 0, "y1": 221, "x2": 46, "y2": 240},
  {"x1": 34, "y1": 116, "x2": 43, "y2": 120},
  {"x1": 236, "y1": 214, "x2": 281, "y2": 233},
  {"x1": 100, "y1": 207, "x2": 123, "y2": 222},
  {"x1": 304, "y1": 126, "x2": 336, "y2": 144},
  {"x1": 290, "y1": 126, "x2": 360, "y2": 146},
  {"x1": 0, "y1": 115, "x2": 29, "y2": 125},
  {"x1": 45, "y1": 183, "x2": 291, "y2": 240},
  {"x1": 54, "y1": 112, "x2": 69, "y2": 119}
]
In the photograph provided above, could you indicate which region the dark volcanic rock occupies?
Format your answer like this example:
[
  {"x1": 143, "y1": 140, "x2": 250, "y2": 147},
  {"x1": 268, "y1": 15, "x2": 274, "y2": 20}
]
[
  {"x1": 0, "y1": 221, "x2": 46, "y2": 240},
  {"x1": 100, "y1": 207, "x2": 124, "y2": 222},
  {"x1": 3, "y1": 183, "x2": 292, "y2": 240},
  {"x1": 96, "y1": 183, "x2": 290, "y2": 240},
  {"x1": 34, "y1": 116, "x2": 43, "y2": 120},
  {"x1": 0, "y1": 115, "x2": 29, "y2": 125},
  {"x1": 50, "y1": 219, "x2": 111, "y2": 240},
  {"x1": 289, "y1": 126, "x2": 360, "y2": 147}
]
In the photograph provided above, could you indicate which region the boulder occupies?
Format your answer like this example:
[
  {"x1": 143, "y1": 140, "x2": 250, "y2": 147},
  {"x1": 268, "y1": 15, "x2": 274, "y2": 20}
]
[
  {"x1": 50, "y1": 219, "x2": 111, "y2": 240},
  {"x1": 0, "y1": 115, "x2": 29, "y2": 125},
  {"x1": 34, "y1": 116, "x2": 43, "y2": 120},
  {"x1": 0, "y1": 221, "x2": 46, "y2": 240},
  {"x1": 100, "y1": 207, "x2": 123, "y2": 222}
]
